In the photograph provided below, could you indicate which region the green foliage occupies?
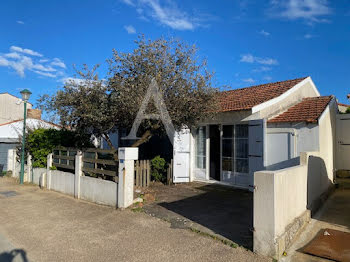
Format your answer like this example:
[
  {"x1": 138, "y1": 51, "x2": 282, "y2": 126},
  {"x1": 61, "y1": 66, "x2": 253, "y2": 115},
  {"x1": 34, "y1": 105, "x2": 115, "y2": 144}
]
[
  {"x1": 23, "y1": 128, "x2": 93, "y2": 168},
  {"x1": 346, "y1": 107, "x2": 350, "y2": 114},
  {"x1": 150, "y1": 155, "x2": 167, "y2": 182}
]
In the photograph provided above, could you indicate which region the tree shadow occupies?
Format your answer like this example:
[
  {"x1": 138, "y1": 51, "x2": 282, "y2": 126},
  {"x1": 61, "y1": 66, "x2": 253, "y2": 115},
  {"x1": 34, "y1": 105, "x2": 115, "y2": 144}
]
[
  {"x1": 0, "y1": 249, "x2": 29, "y2": 262},
  {"x1": 158, "y1": 185, "x2": 253, "y2": 249}
]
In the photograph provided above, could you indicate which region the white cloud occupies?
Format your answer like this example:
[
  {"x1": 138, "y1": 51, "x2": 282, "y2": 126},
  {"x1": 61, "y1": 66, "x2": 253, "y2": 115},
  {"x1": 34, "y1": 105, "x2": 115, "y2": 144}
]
[
  {"x1": 304, "y1": 33, "x2": 317, "y2": 39},
  {"x1": 242, "y1": 78, "x2": 255, "y2": 84},
  {"x1": 122, "y1": 0, "x2": 203, "y2": 30},
  {"x1": 253, "y1": 66, "x2": 272, "y2": 72},
  {"x1": 16, "y1": 20, "x2": 24, "y2": 24},
  {"x1": 10, "y1": 46, "x2": 43, "y2": 57},
  {"x1": 263, "y1": 76, "x2": 273, "y2": 81},
  {"x1": 121, "y1": 0, "x2": 135, "y2": 6},
  {"x1": 4, "y1": 52, "x2": 21, "y2": 59},
  {"x1": 240, "y1": 54, "x2": 278, "y2": 65},
  {"x1": 269, "y1": 0, "x2": 331, "y2": 23},
  {"x1": 0, "y1": 46, "x2": 66, "y2": 78},
  {"x1": 51, "y1": 58, "x2": 66, "y2": 69},
  {"x1": 124, "y1": 25, "x2": 136, "y2": 34},
  {"x1": 33, "y1": 70, "x2": 56, "y2": 78},
  {"x1": 260, "y1": 30, "x2": 270, "y2": 36}
]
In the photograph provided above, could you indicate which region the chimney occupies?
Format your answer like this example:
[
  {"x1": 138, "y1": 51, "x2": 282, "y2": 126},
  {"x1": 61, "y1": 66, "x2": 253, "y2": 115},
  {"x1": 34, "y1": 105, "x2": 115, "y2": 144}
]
[{"x1": 27, "y1": 109, "x2": 42, "y2": 120}]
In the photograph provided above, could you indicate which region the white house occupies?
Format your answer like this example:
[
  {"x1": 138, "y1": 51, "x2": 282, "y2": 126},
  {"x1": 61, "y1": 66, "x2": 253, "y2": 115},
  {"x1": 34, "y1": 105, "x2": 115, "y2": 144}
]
[
  {"x1": 0, "y1": 118, "x2": 60, "y2": 171},
  {"x1": 0, "y1": 92, "x2": 33, "y2": 124},
  {"x1": 173, "y1": 76, "x2": 337, "y2": 190}
]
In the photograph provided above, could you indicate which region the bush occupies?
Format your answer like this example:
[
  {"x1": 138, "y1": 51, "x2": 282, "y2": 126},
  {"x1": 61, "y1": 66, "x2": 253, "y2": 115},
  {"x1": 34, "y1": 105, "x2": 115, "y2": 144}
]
[
  {"x1": 20, "y1": 128, "x2": 93, "y2": 168},
  {"x1": 150, "y1": 155, "x2": 167, "y2": 182},
  {"x1": 346, "y1": 107, "x2": 350, "y2": 114}
]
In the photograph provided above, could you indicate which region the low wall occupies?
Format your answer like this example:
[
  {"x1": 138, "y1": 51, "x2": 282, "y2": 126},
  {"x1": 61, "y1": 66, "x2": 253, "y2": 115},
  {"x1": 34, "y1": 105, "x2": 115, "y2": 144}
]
[
  {"x1": 80, "y1": 176, "x2": 117, "y2": 206},
  {"x1": 253, "y1": 151, "x2": 333, "y2": 259},
  {"x1": 50, "y1": 170, "x2": 75, "y2": 196},
  {"x1": 32, "y1": 168, "x2": 46, "y2": 185}
]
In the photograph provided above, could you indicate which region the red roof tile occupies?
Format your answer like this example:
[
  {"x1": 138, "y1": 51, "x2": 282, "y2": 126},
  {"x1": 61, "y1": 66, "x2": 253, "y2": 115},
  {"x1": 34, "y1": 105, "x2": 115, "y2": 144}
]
[
  {"x1": 219, "y1": 77, "x2": 307, "y2": 112},
  {"x1": 268, "y1": 96, "x2": 333, "y2": 123}
]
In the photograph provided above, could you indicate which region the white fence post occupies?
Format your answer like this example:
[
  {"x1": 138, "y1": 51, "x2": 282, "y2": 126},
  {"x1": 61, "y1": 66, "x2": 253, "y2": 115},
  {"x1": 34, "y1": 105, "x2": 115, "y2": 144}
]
[
  {"x1": 75, "y1": 151, "x2": 82, "y2": 199},
  {"x1": 118, "y1": 147, "x2": 138, "y2": 209},
  {"x1": 26, "y1": 155, "x2": 32, "y2": 183},
  {"x1": 47, "y1": 153, "x2": 53, "y2": 189},
  {"x1": 12, "y1": 149, "x2": 17, "y2": 177}
]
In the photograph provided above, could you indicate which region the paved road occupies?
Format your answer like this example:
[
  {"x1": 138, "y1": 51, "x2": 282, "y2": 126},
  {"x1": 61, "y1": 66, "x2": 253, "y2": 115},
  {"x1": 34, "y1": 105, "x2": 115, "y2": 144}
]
[{"x1": 0, "y1": 177, "x2": 269, "y2": 262}]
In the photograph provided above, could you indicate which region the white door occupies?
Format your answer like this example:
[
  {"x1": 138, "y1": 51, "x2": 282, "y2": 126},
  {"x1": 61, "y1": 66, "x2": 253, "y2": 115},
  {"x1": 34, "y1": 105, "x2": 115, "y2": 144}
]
[
  {"x1": 249, "y1": 119, "x2": 265, "y2": 188},
  {"x1": 336, "y1": 114, "x2": 350, "y2": 170},
  {"x1": 173, "y1": 129, "x2": 190, "y2": 183}
]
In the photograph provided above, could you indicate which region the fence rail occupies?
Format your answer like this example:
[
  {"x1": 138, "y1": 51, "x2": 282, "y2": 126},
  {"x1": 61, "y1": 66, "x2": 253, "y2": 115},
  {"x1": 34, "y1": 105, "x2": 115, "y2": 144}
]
[
  {"x1": 53, "y1": 148, "x2": 77, "y2": 170},
  {"x1": 82, "y1": 148, "x2": 118, "y2": 181},
  {"x1": 135, "y1": 160, "x2": 151, "y2": 187}
]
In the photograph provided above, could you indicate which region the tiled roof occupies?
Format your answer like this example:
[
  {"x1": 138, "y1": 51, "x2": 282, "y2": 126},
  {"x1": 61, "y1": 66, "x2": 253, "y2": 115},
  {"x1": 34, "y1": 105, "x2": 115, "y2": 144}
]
[
  {"x1": 268, "y1": 96, "x2": 333, "y2": 123},
  {"x1": 219, "y1": 77, "x2": 307, "y2": 112}
]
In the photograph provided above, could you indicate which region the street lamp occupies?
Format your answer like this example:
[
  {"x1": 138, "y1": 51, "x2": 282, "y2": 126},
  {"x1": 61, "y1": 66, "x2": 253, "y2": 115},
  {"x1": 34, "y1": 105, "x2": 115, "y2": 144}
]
[{"x1": 19, "y1": 89, "x2": 32, "y2": 184}]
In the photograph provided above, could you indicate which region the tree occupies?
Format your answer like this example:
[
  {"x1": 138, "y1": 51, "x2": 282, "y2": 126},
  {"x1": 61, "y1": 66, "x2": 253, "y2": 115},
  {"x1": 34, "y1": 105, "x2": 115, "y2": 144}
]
[{"x1": 39, "y1": 36, "x2": 219, "y2": 154}]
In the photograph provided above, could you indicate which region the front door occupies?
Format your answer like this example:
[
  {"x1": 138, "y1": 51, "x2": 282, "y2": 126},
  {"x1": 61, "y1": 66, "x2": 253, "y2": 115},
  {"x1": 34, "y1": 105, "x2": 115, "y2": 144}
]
[{"x1": 210, "y1": 125, "x2": 221, "y2": 180}]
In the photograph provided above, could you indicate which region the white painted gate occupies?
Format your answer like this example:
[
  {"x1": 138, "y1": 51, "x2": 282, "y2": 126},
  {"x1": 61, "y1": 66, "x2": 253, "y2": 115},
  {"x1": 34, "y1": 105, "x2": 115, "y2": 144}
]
[
  {"x1": 173, "y1": 129, "x2": 191, "y2": 183},
  {"x1": 336, "y1": 114, "x2": 350, "y2": 170}
]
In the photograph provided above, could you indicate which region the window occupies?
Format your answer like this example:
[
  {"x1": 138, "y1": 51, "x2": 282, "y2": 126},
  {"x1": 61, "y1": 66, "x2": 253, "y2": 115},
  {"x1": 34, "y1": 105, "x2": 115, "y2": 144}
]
[
  {"x1": 195, "y1": 126, "x2": 206, "y2": 169},
  {"x1": 222, "y1": 124, "x2": 249, "y2": 174}
]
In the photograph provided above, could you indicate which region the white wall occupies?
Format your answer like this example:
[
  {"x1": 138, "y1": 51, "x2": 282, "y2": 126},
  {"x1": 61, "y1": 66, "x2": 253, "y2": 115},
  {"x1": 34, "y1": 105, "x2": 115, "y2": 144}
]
[
  {"x1": 0, "y1": 143, "x2": 17, "y2": 171},
  {"x1": 50, "y1": 170, "x2": 75, "y2": 196},
  {"x1": 254, "y1": 164, "x2": 308, "y2": 257},
  {"x1": 266, "y1": 123, "x2": 319, "y2": 170},
  {"x1": 32, "y1": 168, "x2": 46, "y2": 185},
  {"x1": 0, "y1": 93, "x2": 33, "y2": 124},
  {"x1": 80, "y1": 176, "x2": 117, "y2": 206}
]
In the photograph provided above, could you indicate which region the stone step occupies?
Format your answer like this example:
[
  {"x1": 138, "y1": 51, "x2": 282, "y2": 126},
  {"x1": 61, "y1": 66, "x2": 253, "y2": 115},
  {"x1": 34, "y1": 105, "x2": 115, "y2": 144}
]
[{"x1": 336, "y1": 178, "x2": 350, "y2": 190}]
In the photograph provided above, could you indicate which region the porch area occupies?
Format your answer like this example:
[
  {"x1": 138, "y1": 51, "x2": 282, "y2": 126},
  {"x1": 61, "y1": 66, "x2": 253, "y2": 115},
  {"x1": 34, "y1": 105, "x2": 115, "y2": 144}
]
[{"x1": 141, "y1": 182, "x2": 254, "y2": 249}]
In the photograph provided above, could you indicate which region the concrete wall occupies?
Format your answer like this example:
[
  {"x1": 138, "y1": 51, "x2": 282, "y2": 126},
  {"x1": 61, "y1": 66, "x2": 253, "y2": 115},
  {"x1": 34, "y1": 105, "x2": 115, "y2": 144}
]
[
  {"x1": 32, "y1": 168, "x2": 46, "y2": 185},
  {"x1": 50, "y1": 170, "x2": 75, "y2": 196},
  {"x1": 80, "y1": 176, "x2": 117, "y2": 206},
  {"x1": 0, "y1": 93, "x2": 32, "y2": 124},
  {"x1": 254, "y1": 156, "x2": 311, "y2": 258}
]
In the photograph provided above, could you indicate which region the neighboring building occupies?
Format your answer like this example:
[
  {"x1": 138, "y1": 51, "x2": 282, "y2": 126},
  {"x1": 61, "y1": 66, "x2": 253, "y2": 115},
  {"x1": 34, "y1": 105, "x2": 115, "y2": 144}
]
[
  {"x1": 337, "y1": 102, "x2": 350, "y2": 113},
  {"x1": 0, "y1": 93, "x2": 33, "y2": 124},
  {"x1": 172, "y1": 76, "x2": 337, "y2": 189},
  {"x1": 0, "y1": 118, "x2": 60, "y2": 171}
]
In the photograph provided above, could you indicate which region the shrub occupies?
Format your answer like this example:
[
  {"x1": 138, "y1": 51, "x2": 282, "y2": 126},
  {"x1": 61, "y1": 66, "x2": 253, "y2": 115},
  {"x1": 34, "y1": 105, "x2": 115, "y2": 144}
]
[
  {"x1": 20, "y1": 128, "x2": 93, "y2": 168},
  {"x1": 150, "y1": 155, "x2": 167, "y2": 182},
  {"x1": 346, "y1": 107, "x2": 350, "y2": 114}
]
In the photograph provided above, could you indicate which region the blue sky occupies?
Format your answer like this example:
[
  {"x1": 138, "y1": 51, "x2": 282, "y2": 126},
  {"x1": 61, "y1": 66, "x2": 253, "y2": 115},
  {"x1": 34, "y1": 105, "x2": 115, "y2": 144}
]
[{"x1": 0, "y1": 0, "x2": 349, "y2": 108}]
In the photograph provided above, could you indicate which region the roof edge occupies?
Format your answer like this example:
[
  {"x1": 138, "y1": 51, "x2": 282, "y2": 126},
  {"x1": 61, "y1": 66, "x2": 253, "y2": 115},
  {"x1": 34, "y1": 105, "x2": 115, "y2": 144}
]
[{"x1": 252, "y1": 76, "x2": 319, "y2": 114}]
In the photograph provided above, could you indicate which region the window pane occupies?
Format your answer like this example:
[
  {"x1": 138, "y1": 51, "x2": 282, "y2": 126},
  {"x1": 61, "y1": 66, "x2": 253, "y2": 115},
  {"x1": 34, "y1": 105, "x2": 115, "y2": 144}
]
[
  {"x1": 235, "y1": 139, "x2": 248, "y2": 158},
  {"x1": 235, "y1": 159, "x2": 248, "y2": 173},
  {"x1": 222, "y1": 139, "x2": 233, "y2": 158},
  {"x1": 223, "y1": 125, "x2": 233, "y2": 138},
  {"x1": 235, "y1": 125, "x2": 248, "y2": 138},
  {"x1": 222, "y1": 158, "x2": 233, "y2": 171},
  {"x1": 195, "y1": 127, "x2": 206, "y2": 169},
  {"x1": 196, "y1": 156, "x2": 206, "y2": 169}
]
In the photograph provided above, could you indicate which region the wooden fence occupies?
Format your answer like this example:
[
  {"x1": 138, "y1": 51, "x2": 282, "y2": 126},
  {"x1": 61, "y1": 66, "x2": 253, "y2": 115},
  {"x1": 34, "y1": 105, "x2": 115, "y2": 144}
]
[
  {"x1": 167, "y1": 159, "x2": 173, "y2": 185},
  {"x1": 135, "y1": 160, "x2": 151, "y2": 187},
  {"x1": 82, "y1": 148, "x2": 118, "y2": 182},
  {"x1": 53, "y1": 148, "x2": 77, "y2": 170}
]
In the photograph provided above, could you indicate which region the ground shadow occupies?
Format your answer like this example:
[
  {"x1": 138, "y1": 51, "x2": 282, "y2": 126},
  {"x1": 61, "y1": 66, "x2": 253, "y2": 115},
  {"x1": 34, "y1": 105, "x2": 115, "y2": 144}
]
[
  {"x1": 0, "y1": 249, "x2": 29, "y2": 262},
  {"x1": 157, "y1": 184, "x2": 253, "y2": 249}
]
